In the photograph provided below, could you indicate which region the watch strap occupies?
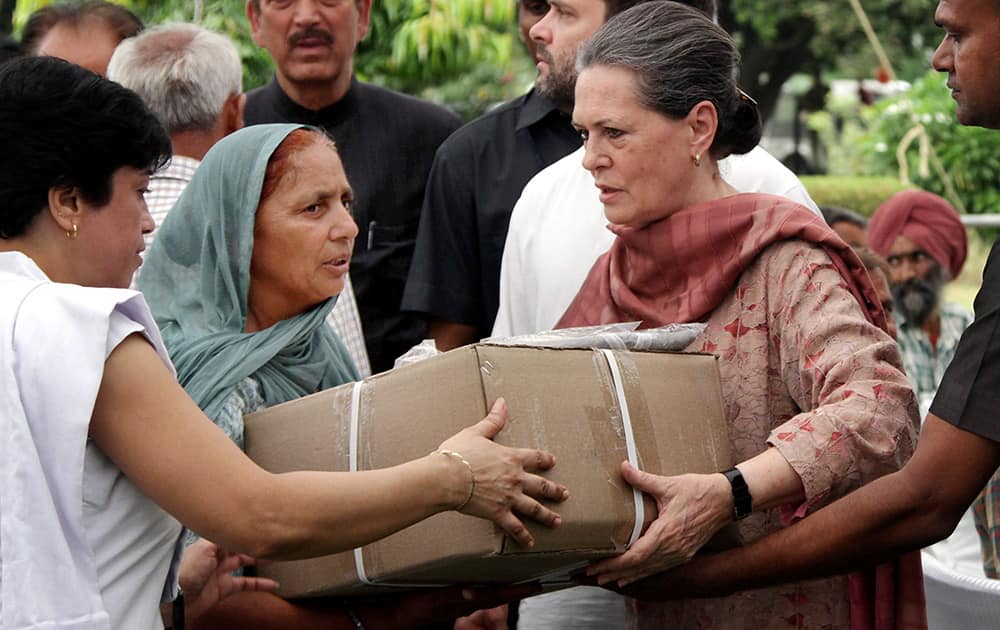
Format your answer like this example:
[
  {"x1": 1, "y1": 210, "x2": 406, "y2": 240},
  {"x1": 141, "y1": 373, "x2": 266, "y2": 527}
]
[{"x1": 722, "y1": 467, "x2": 753, "y2": 520}]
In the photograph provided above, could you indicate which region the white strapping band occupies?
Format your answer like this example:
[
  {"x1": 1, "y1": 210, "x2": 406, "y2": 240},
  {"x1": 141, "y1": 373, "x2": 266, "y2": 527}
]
[
  {"x1": 599, "y1": 349, "x2": 645, "y2": 548},
  {"x1": 347, "y1": 380, "x2": 372, "y2": 584}
]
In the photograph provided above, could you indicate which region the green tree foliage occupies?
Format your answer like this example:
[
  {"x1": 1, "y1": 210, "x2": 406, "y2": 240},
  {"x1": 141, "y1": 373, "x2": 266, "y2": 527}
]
[
  {"x1": 13, "y1": 0, "x2": 533, "y2": 120},
  {"x1": 812, "y1": 71, "x2": 1000, "y2": 217},
  {"x1": 360, "y1": 0, "x2": 513, "y2": 87},
  {"x1": 357, "y1": 0, "x2": 533, "y2": 120},
  {"x1": 858, "y1": 71, "x2": 1000, "y2": 216},
  {"x1": 722, "y1": 0, "x2": 942, "y2": 123}
]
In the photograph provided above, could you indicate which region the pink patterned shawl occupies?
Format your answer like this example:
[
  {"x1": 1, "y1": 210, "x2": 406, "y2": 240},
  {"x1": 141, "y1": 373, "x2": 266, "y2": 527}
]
[
  {"x1": 559, "y1": 192, "x2": 926, "y2": 630},
  {"x1": 558, "y1": 193, "x2": 885, "y2": 331}
]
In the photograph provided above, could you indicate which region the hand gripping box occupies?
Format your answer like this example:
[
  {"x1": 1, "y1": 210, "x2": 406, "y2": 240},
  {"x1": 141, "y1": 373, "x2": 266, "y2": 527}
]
[{"x1": 244, "y1": 344, "x2": 731, "y2": 597}]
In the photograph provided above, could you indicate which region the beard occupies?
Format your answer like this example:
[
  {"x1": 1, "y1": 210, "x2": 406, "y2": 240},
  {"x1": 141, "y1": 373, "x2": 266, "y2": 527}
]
[
  {"x1": 535, "y1": 44, "x2": 578, "y2": 110},
  {"x1": 891, "y1": 264, "x2": 949, "y2": 328}
]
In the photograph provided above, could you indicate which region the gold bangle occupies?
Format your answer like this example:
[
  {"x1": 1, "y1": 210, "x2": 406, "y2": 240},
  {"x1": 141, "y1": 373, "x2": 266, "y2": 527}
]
[{"x1": 434, "y1": 449, "x2": 476, "y2": 512}]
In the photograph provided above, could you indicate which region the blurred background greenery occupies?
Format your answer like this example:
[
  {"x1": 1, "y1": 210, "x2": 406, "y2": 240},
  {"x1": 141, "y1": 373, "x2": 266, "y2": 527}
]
[
  {"x1": 805, "y1": 71, "x2": 1000, "y2": 309},
  {"x1": 0, "y1": 0, "x2": 950, "y2": 122},
  {"x1": 5, "y1": 0, "x2": 537, "y2": 121},
  {"x1": 3, "y1": 0, "x2": 995, "y2": 305}
]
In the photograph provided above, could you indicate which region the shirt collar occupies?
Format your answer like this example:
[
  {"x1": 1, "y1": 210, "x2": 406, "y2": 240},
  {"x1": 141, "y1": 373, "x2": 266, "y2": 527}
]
[
  {"x1": 0, "y1": 251, "x2": 50, "y2": 282},
  {"x1": 894, "y1": 301, "x2": 964, "y2": 334},
  {"x1": 154, "y1": 155, "x2": 201, "y2": 181},
  {"x1": 267, "y1": 75, "x2": 360, "y2": 125},
  {"x1": 516, "y1": 88, "x2": 569, "y2": 132}
]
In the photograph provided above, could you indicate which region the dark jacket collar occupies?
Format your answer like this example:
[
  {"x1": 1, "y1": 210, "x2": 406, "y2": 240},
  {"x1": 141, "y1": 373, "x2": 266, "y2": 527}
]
[
  {"x1": 516, "y1": 88, "x2": 567, "y2": 132},
  {"x1": 264, "y1": 75, "x2": 361, "y2": 125}
]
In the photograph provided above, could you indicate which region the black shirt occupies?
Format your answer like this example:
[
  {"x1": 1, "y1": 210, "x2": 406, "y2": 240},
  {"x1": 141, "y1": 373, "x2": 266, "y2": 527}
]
[
  {"x1": 931, "y1": 237, "x2": 1000, "y2": 442},
  {"x1": 401, "y1": 89, "x2": 581, "y2": 338},
  {"x1": 245, "y1": 78, "x2": 461, "y2": 373}
]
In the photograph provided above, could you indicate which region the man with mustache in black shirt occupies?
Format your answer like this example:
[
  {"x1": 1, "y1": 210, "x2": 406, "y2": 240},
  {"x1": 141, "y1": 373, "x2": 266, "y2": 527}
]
[{"x1": 244, "y1": 0, "x2": 460, "y2": 374}]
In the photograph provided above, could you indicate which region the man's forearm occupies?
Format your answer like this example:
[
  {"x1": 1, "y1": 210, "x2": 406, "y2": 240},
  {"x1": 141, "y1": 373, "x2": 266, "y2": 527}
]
[
  {"x1": 428, "y1": 319, "x2": 479, "y2": 351},
  {"x1": 620, "y1": 415, "x2": 1000, "y2": 600},
  {"x1": 620, "y1": 469, "x2": 937, "y2": 599},
  {"x1": 188, "y1": 592, "x2": 356, "y2": 630}
]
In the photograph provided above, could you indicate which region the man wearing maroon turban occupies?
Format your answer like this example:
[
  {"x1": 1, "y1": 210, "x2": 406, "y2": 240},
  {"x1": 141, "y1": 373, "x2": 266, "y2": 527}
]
[{"x1": 868, "y1": 189, "x2": 972, "y2": 415}]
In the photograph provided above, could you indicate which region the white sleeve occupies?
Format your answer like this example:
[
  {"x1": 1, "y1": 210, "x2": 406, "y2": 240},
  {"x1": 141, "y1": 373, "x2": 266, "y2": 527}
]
[
  {"x1": 2, "y1": 283, "x2": 163, "y2": 630},
  {"x1": 780, "y1": 183, "x2": 822, "y2": 216},
  {"x1": 106, "y1": 308, "x2": 149, "y2": 357},
  {"x1": 722, "y1": 147, "x2": 822, "y2": 217},
  {"x1": 493, "y1": 185, "x2": 536, "y2": 337}
]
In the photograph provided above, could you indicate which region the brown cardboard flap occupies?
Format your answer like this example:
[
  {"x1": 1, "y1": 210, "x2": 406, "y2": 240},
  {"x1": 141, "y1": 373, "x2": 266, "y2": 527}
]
[
  {"x1": 476, "y1": 345, "x2": 636, "y2": 555},
  {"x1": 244, "y1": 385, "x2": 359, "y2": 596},
  {"x1": 358, "y1": 347, "x2": 498, "y2": 581},
  {"x1": 244, "y1": 382, "x2": 353, "y2": 472},
  {"x1": 624, "y1": 352, "x2": 731, "y2": 476}
]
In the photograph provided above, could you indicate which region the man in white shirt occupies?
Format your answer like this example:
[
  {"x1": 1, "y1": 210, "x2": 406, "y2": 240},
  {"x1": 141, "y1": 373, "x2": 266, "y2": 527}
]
[{"x1": 108, "y1": 23, "x2": 371, "y2": 374}]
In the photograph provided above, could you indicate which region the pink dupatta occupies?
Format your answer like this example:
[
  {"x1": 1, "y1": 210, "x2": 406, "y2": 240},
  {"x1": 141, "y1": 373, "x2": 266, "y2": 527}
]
[{"x1": 559, "y1": 192, "x2": 926, "y2": 629}]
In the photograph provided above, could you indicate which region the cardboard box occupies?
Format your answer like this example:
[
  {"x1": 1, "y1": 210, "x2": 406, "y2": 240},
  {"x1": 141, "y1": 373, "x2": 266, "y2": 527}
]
[{"x1": 244, "y1": 344, "x2": 731, "y2": 597}]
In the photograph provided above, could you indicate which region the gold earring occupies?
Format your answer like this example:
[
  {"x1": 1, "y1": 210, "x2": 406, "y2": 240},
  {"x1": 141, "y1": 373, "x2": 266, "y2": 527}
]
[
  {"x1": 692, "y1": 153, "x2": 702, "y2": 167},
  {"x1": 66, "y1": 223, "x2": 78, "y2": 239}
]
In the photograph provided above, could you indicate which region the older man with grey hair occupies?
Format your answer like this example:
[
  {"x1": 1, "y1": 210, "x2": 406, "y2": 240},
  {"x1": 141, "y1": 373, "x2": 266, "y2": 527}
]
[
  {"x1": 107, "y1": 23, "x2": 371, "y2": 375},
  {"x1": 108, "y1": 23, "x2": 243, "y2": 244}
]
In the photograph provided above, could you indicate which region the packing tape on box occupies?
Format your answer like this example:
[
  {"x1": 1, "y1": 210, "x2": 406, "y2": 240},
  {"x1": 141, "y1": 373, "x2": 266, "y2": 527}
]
[
  {"x1": 599, "y1": 349, "x2": 645, "y2": 548},
  {"x1": 347, "y1": 379, "x2": 447, "y2": 588},
  {"x1": 517, "y1": 559, "x2": 591, "y2": 587}
]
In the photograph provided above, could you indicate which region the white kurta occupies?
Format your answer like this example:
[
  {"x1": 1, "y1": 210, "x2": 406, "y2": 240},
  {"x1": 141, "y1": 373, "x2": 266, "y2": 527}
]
[
  {"x1": 1, "y1": 252, "x2": 182, "y2": 630},
  {"x1": 493, "y1": 146, "x2": 821, "y2": 339}
]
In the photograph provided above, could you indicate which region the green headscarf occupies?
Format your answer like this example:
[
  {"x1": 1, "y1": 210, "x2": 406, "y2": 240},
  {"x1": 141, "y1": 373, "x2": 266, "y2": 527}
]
[{"x1": 139, "y1": 124, "x2": 359, "y2": 424}]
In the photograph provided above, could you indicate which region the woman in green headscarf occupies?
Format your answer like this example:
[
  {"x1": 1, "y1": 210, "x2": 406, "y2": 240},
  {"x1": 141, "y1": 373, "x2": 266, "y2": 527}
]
[
  {"x1": 140, "y1": 124, "x2": 358, "y2": 449},
  {"x1": 139, "y1": 124, "x2": 564, "y2": 626}
]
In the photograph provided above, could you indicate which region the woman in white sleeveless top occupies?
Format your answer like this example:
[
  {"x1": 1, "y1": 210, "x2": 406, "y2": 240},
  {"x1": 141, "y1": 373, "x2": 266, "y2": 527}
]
[{"x1": 0, "y1": 57, "x2": 567, "y2": 630}]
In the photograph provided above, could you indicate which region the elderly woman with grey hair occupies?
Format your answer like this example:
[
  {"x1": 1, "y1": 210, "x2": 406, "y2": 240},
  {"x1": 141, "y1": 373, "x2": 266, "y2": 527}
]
[{"x1": 558, "y1": 2, "x2": 925, "y2": 627}]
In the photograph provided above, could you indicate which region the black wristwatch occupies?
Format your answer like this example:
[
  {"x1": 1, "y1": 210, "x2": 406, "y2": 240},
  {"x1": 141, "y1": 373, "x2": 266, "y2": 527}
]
[{"x1": 722, "y1": 467, "x2": 753, "y2": 520}]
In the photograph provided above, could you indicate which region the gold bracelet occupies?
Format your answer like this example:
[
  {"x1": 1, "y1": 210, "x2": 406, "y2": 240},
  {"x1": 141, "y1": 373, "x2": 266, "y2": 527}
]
[{"x1": 434, "y1": 449, "x2": 476, "y2": 512}]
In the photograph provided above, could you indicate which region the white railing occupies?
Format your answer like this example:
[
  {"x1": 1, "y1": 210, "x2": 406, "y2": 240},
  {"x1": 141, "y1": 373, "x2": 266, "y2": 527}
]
[{"x1": 962, "y1": 215, "x2": 1000, "y2": 229}]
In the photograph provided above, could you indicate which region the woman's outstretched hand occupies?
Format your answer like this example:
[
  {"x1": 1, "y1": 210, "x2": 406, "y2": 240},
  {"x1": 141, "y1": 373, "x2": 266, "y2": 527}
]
[{"x1": 437, "y1": 398, "x2": 569, "y2": 548}]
